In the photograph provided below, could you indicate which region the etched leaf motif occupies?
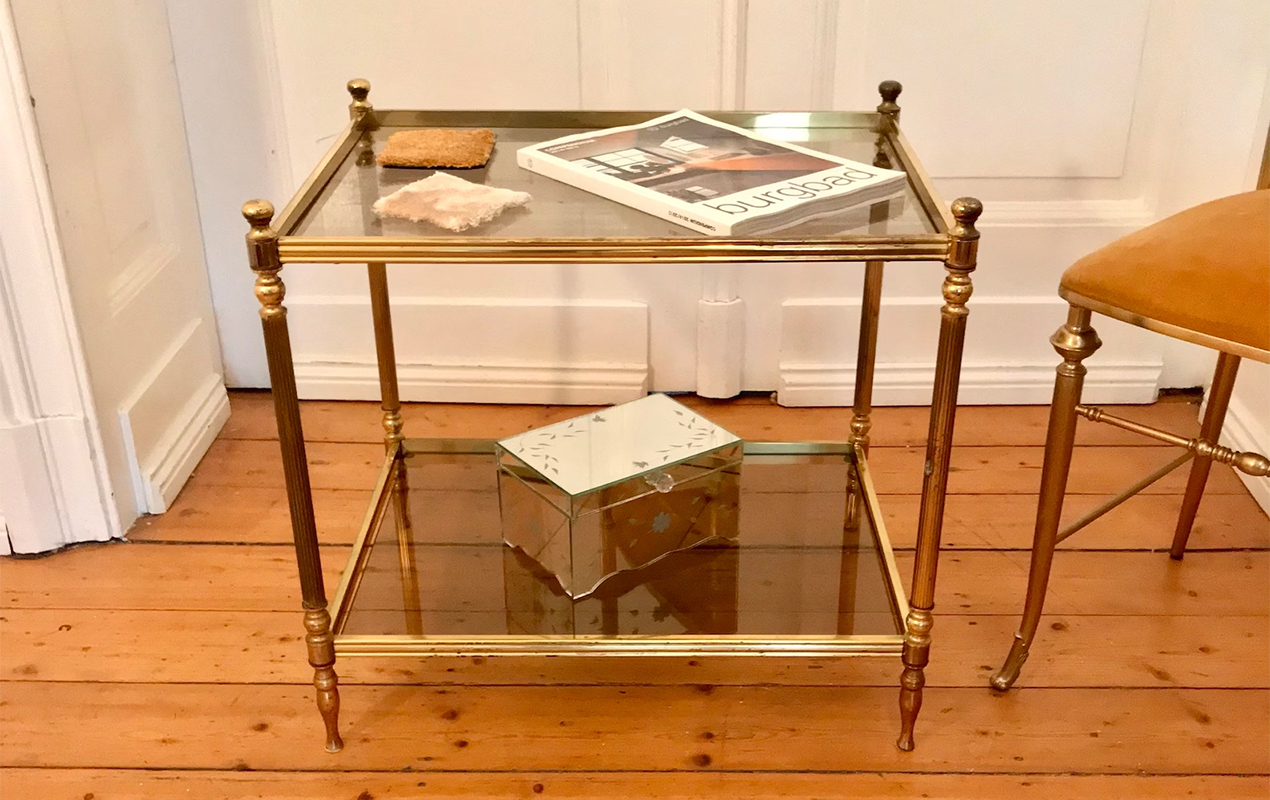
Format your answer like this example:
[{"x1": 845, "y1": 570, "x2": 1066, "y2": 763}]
[
  {"x1": 592, "y1": 415, "x2": 607, "y2": 423},
  {"x1": 632, "y1": 460, "x2": 648, "y2": 468},
  {"x1": 651, "y1": 511, "x2": 672, "y2": 533}
]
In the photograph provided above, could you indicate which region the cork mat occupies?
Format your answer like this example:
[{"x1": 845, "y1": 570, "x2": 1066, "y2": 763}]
[{"x1": 376, "y1": 128, "x2": 496, "y2": 168}]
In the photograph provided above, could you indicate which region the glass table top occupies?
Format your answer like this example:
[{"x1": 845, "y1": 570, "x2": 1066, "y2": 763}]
[
  {"x1": 332, "y1": 440, "x2": 906, "y2": 652},
  {"x1": 286, "y1": 111, "x2": 940, "y2": 242}
]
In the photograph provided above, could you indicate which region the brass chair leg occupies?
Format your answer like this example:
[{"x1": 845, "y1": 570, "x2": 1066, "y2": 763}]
[
  {"x1": 991, "y1": 306, "x2": 1101, "y2": 692},
  {"x1": 1169, "y1": 352, "x2": 1241, "y2": 560}
]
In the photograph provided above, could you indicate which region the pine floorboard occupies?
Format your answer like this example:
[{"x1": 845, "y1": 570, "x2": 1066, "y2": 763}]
[{"x1": 2, "y1": 391, "x2": 1267, "y2": 799}]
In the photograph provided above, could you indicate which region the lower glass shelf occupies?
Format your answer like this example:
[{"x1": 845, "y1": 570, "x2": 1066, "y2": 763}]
[{"x1": 330, "y1": 439, "x2": 909, "y2": 656}]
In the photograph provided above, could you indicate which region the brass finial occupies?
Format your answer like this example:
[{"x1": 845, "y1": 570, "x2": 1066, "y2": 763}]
[
  {"x1": 877, "y1": 80, "x2": 902, "y2": 119},
  {"x1": 242, "y1": 199, "x2": 275, "y2": 229},
  {"x1": 951, "y1": 197, "x2": 983, "y2": 235},
  {"x1": 947, "y1": 197, "x2": 983, "y2": 273},
  {"x1": 347, "y1": 78, "x2": 372, "y2": 119},
  {"x1": 243, "y1": 199, "x2": 279, "y2": 278}
]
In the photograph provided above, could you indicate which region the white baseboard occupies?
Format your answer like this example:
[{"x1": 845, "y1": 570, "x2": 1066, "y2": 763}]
[
  {"x1": 117, "y1": 318, "x2": 229, "y2": 514},
  {"x1": 297, "y1": 361, "x2": 649, "y2": 405},
  {"x1": 138, "y1": 376, "x2": 230, "y2": 513},
  {"x1": 0, "y1": 415, "x2": 116, "y2": 552},
  {"x1": 777, "y1": 360, "x2": 1162, "y2": 407},
  {"x1": 288, "y1": 298, "x2": 651, "y2": 405},
  {"x1": 777, "y1": 296, "x2": 1163, "y2": 406},
  {"x1": 1222, "y1": 395, "x2": 1270, "y2": 514}
]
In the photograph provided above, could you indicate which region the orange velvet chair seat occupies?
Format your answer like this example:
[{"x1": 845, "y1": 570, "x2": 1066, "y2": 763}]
[{"x1": 1060, "y1": 189, "x2": 1270, "y2": 358}]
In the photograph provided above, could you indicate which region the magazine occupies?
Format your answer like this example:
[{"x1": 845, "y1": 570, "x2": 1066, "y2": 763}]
[{"x1": 516, "y1": 110, "x2": 907, "y2": 236}]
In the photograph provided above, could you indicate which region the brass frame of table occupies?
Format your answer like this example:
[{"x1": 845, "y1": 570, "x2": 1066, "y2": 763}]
[{"x1": 241, "y1": 78, "x2": 982, "y2": 754}]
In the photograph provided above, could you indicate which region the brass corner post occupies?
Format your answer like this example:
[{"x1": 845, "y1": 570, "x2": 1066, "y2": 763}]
[
  {"x1": 345, "y1": 77, "x2": 400, "y2": 452},
  {"x1": 243, "y1": 199, "x2": 344, "y2": 753},
  {"x1": 347, "y1": 78, "x2": 372, "y2": 120},
  {"x1": 991, "y1": 304, "x2": 1101, "y2": 692},
  {"x1": 847, "y1": 80, "x2": 902, "y2": 530},
  {"x1": 369, "y1": 262, "x2": 403, "y2": 452},
  {"x1": 896, "y1": 196, "x2": 981, "y2": 751},
  {"x1": 849, "y1": 262, "x2": 885, "y2": 454}
]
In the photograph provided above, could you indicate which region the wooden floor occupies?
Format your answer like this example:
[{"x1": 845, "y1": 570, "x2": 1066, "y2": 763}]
[{"x1": 3, "y1": 392, "x2": 1268, "y2": 799}]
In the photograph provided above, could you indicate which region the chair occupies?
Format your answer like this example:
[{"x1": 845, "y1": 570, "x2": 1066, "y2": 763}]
[{"x1": 990, "y1": 142, "x2": 1270, "y2": 691}]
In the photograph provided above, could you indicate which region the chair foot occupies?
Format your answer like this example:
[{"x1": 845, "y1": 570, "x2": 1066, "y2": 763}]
[{"x1": 990, "y1": 634, "x2": 1030, "y2": 691}]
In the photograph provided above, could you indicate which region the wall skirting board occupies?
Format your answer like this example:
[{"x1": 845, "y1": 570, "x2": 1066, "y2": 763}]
[
  {"x1": 296, "y1": 362, "x2": 649, "y2": 406},
  {"x1": 288, "y1": 297, "x2": 651, "y2": 405},
  {"x1": 0, "y1": 415, "x2": 116, "y2": 553},
  {"x1": 117, "y1": 319, "x2": 229, "y2": 514},
  {"x1": 1223, "y1": 396, "x2": 1270, "y2": 514},
  {"x1": 777, "y1": 360, "x2": 1162, "y2": 407},
  {"x1": 776, "y1": 296, "x2": 1164, "y2": 407},
  {"x1": 132, "y1": 377, "x2": 230, "y2": 513}
]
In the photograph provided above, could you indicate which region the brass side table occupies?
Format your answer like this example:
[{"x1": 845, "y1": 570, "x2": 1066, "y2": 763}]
[{"x1": 243, "y1": 79, "x2": 982, "y2": 753}]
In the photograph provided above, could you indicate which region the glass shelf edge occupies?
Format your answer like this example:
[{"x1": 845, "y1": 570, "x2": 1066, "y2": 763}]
[
  {"x1": 276, "y1": 236, "x2": 952, "y2": 264},
  {"x1": 332, "y1": 635, "x2": 905, "y2": 657},
  {"x1": 371, "y1": 108, "x2": 884, "y2": 130}
]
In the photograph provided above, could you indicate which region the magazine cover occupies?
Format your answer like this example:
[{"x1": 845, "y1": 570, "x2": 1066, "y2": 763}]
[{"x1": 517, "y1": 110, "x2": 907, "y2": 236}]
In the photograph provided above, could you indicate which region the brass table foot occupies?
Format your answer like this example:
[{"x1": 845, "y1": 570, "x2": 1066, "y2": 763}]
[
  {"x1": 896, "y1": 658, "x2": 925, "y2": 751},
  {"x1": 990, "y1": 634, "x2": 1030, "y2": 691},
  {"x1": 316, "y1": 662, "x2": 344, "y2": 753},
  {"x1": 305, "y1": 607, "x2": 344, "y2": 752}
]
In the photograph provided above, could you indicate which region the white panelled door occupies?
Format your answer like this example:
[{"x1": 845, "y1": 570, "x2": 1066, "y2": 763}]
[
  {"x1": 186, "y1": 0, "x2": 1270, "y2": 407},
  {"x1": 11, "y1": 0, "x2": 228, "y2": 528}
]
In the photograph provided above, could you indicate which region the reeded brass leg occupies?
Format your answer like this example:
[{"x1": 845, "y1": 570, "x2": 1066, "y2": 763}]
[
  {"x1": 1169, "y1": 352, "x2": 1240, "y2": 560},
  {"x1": 245, "y1": 199, "x2": 343, "y2": 752},
  {"x1": 897, "y1": 196, "x2": 981, "y2": 751},
  {"x1": 368, "y1": 262, "x2": 403, "y2": 454},
  {"x1": 991, "y1": 306, "x2": 1101, "y2": 692},
  {"x1": 305, "y1": 607, "x2": 344, "y2": 752},
  {"x1": 846, "y1": 260, "x2": 885, "y2": 529}
]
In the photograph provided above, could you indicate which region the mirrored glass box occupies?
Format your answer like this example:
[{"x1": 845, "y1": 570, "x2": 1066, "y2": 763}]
[{"x1": 495, "y1": 394, "x2": 743, "y2": 598}]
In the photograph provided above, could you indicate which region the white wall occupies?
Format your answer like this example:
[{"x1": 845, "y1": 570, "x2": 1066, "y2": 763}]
[
  {"x1": 0, "y1": 4, "x2": 119, "y2": 552},
  {"x1": 173, "y1": 0, "x2": 1270, "y2": 409},
  {"x1": 167, "y1": 0, "x2": 292, "y2": 388},
  {"x1": 1226, "y1": 363, "x2": 1270, "y2": 512}
]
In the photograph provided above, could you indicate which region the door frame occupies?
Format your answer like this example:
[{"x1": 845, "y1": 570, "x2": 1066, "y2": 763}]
[{"x1": 0, "y1": 4, "x2": 119, "y2": 554}]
